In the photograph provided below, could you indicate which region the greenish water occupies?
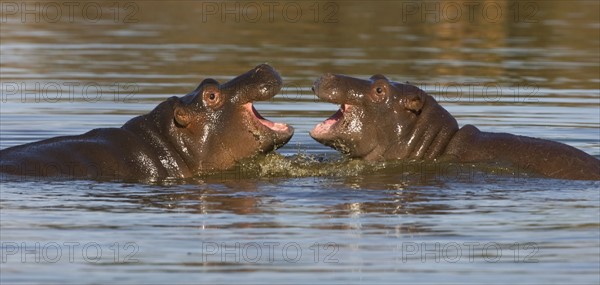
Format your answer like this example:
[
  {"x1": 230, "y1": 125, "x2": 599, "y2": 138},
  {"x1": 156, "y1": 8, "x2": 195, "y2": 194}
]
[{"x1": 1, "y1": 1, "x2": 599, "y2": 284}]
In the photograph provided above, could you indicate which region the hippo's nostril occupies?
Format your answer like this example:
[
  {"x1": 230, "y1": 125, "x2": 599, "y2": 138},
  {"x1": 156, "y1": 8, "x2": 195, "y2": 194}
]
[{"x1": 255, "y1": 63, "x2": 272, "y2": 73}]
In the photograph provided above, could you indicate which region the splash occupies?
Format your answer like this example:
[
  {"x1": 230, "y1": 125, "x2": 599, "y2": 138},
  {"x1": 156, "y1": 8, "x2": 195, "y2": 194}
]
[
  {"x1": 190, "y1": 152, "x2": 389, "y2": 181},
  {"x1": 194, "y1": 152, "x2": 531, "y2": 183},
  {"x1": 238, "y1": 152, "x2": 386, "y2": 178}
]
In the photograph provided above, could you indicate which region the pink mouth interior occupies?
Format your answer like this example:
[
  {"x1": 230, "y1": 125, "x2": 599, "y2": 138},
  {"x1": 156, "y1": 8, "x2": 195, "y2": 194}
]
[
  {"x1": 312, "y1": 104, "x2": 346, "y2": 135},
  {"x1": 245, "y1": 103, "x2": 289, "y2": 132}
]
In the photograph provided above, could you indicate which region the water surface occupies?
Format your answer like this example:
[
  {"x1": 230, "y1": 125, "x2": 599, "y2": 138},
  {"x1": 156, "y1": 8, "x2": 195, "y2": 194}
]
[{"x1": 1, "y1": 1, "x2": 599, "y2": 284}]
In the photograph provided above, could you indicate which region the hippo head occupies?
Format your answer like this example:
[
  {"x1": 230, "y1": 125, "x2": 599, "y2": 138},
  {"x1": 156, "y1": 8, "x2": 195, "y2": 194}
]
[
  {"x1": 159, "y1": 64, "x2": 294, "y2": 173},
  {"x1": 310, "y1": 73, "x2": 458, "y2": 161}
]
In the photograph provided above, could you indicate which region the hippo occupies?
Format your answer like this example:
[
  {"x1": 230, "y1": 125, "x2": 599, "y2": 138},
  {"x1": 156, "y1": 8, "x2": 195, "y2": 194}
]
[
  {"x1": 0, "y1": 64, "x2": 294, "y2": 182},
  {"x1": 310, "y1": 73, "x2": 600, "y2": 180}
]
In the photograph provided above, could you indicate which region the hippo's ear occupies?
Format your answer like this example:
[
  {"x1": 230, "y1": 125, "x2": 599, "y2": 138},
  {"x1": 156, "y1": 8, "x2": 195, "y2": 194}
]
[
  {"x1": 404, "y1": 93, "x2": 424, "y2": 114},
  {"x1": 171, "y1": 98, "x2": 192, "y2": 128},
  {"x1": 174, "y1": 107, "x2": 191, "y2": 127}
]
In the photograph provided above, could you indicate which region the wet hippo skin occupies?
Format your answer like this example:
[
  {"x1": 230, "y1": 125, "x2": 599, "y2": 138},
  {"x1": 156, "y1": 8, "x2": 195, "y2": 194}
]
[
  {"x1": 0, "y1": 64, "x2": 294, "y2": 182},
  {"x1": 310, "y1": 73, "x2": 600, "y2": 180}
]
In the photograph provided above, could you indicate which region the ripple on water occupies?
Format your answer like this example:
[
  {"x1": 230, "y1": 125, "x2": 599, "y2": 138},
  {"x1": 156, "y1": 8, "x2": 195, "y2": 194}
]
[{"x1": 1, "y1": 1, "x2": 599, "y2": 283}]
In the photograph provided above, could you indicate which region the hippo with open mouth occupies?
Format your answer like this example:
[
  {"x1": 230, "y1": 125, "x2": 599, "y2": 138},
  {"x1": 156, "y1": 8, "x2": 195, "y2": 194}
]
[
  {"x1": 0, "y1": 64, "x2": 294, "y2": 182},
  {"x1": 310, "y1": 73, "x2": 600, "y2": 180}
]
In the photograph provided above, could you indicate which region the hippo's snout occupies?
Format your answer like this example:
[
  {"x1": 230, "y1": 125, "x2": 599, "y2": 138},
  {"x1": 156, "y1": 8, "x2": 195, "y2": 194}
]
[
  {"x1": 312, "y1": 73, "x2": 339, "y2": 103},
  {"x1": 254, "y1": 63, "x2": 275, "y2": 74},
  {"x1": 223, "y1": 64, "x2": 283, "y2": 104},
  {"x1": 253, "y1": 64, "x2": 282, "y2": 87},
  {"x1": 313, "y1": 73, "x2": 370, "y2": 106},
  {"x1": 312, "y1": 73, "x2": 334, "y2": 94}
]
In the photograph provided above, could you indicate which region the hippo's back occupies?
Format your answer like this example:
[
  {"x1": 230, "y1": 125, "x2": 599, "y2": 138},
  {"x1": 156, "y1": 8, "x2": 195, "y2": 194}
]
[{"x1": 0, "y1": 128, "x2": 164, "y2": 181}]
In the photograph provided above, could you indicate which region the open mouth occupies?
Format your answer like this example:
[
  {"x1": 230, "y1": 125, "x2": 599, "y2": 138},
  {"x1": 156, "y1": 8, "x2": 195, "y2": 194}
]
[
  {"x1": 243, "y1": 103, "x2": 291, "y2": 133},
  {"x1": 311, "y1": 104, "x2": 349, "y2": 136}
]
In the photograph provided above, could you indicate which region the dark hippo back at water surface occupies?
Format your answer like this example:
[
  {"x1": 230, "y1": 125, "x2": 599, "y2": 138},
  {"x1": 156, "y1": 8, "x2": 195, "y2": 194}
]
[{"x1": 1, "y1": 1, "x2": 599, "y2": 284}]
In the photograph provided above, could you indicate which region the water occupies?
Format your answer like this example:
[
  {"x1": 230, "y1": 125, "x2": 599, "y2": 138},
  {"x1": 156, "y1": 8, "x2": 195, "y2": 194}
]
[{"x1": 1, "y1": 1, "x2": 599, "y2": 284}]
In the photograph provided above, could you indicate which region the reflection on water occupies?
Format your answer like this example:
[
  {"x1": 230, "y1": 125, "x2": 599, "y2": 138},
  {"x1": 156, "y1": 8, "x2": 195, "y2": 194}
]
[{"x1": 1, "y1": 0, "x2": 599, "y2": 284}]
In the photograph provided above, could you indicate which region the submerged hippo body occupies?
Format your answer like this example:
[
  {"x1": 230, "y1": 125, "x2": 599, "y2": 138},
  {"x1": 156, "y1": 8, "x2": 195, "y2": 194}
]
[
  {"x1": 1, "y1": 64, "x2": 293, "y2": 182},
  {"x1": 310, "y1": 74, "x2": 600, "y2": 180}
]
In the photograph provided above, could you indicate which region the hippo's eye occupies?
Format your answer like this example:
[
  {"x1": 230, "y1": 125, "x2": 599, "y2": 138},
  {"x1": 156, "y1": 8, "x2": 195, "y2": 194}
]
[
  {"x1": 203, "y1": 89, "x2": 223, "y2": 109},
  {"x1": 376, "y1": 87, "x2": 383, "y2": 94}
]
